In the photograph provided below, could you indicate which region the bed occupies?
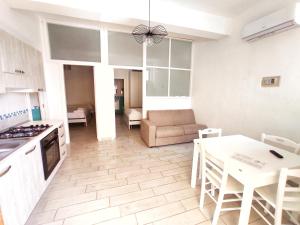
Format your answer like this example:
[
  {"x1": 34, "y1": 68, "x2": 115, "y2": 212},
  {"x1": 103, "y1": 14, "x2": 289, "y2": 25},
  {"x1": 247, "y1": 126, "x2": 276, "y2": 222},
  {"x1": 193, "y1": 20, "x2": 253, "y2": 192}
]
[
  {"x1": 124, "y1": 108, "x2": 143, "y2": 130},
  {"x1": 67, "y1": 104, "x2": 93, "y2": 126}
]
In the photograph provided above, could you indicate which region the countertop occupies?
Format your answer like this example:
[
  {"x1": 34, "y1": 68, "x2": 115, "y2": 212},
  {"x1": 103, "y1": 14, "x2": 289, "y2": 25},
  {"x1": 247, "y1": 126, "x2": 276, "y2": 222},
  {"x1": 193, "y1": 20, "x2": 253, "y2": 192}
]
[{"x1": 0, "y1": 120, "x2": 64, "y2": 164}]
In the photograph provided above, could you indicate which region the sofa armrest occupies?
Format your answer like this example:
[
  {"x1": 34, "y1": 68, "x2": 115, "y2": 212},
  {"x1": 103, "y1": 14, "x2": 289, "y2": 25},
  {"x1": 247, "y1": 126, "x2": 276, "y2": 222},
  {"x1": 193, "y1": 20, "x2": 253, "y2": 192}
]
[{"x1": 140, "y1": 119, "x2": 156, "y2": 147}]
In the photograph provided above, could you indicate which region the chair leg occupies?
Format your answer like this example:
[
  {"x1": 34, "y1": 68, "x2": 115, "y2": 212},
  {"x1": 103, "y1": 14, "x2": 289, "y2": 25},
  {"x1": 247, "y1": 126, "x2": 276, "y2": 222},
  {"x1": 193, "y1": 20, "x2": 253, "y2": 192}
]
[
  {"x1": 274, "y1": 208, "x2": 283, "y2": 225},
  {"x1": 212, "y1": 190, "x2": 224, "y2": 225},
  {"x1": 199, "y1": 177, "x2": 206, "y2": 208},
  {"x1": 211, "y1": 184, "x2": 215, "y2": 197}
]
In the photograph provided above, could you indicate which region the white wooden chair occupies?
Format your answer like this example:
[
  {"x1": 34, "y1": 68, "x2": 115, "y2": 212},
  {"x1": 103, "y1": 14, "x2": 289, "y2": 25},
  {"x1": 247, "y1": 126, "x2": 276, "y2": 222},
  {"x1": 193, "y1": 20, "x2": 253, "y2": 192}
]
[
  {"x1": 261, "y1": 133, "x2": 300, "y2": 187},
  {"x1": 196, "y1": 128, "x2": 223, "y2": 193},
  {"x1": 199, "y1": 142, "x2": 244, "y2": 225},
  {"x1": 252, "y1": 168, "x2": 300, "y2": 225},
  {"x1": 261, "y1": 133, "x2": 300, "y2": 154}
]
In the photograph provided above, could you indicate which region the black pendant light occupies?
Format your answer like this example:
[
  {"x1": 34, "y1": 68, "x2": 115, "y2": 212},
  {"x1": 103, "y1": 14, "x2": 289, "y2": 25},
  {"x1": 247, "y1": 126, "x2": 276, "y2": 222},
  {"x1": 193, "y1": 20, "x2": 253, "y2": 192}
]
[{"x1": 132, "y1": 0, "x2": 168, "y2": 46}]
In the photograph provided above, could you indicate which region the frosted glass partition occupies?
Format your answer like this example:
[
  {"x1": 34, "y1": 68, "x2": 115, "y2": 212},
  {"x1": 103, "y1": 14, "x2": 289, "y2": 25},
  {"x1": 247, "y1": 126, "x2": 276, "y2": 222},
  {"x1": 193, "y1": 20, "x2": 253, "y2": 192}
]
[
  {"x1": 146, "y1": 68, "x2": 169, "y2": 96},
  {"x1": 146, "y1": 39, "x2": 169, "y2": 67},
  {"x1": 108, "y1": 31, "x2": 143, "y2": 67},
  {"x1": 170, "y1": 70, "x2": 190, "y2": 96},
  {"x1": 48, "y1": 23, "x2": 101, "y2": 62},
  {"x1": 171, "y1": 40, "x2": 192, "y2": 69}
]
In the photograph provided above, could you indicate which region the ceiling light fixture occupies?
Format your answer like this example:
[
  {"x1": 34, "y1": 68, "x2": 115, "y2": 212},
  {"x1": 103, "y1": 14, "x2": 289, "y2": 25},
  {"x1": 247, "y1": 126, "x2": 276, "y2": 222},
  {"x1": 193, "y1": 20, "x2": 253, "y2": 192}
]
[{"x1": 132, "y1": 0, "x2": 168, "y2": 46}]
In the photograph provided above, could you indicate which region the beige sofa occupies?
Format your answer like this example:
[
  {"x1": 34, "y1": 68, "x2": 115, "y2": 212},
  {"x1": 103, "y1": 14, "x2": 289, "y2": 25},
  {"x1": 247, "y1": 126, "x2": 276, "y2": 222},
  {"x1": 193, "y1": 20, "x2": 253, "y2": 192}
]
[{"x1": 141, "y1": 109, "x2": 207, "y2": 147}]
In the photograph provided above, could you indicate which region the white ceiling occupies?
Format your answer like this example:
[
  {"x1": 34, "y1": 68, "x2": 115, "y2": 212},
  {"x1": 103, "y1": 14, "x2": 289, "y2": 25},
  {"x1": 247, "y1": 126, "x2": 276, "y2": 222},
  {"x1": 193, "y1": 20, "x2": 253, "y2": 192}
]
[
  {"x1": 166, "y1": 0, "x2": 261, "y2": 16},
  {"x1": 5, "y1": 0, "x2": 268, "y2": 39}
]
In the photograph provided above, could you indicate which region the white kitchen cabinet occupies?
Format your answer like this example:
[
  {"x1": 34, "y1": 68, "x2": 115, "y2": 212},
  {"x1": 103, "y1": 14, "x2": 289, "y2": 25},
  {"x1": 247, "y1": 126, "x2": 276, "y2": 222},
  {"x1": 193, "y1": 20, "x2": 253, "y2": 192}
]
[
  {"x1": 19, "y1": 142, "x2": 45, "y2": 216},
  {"x1": 0, "y1": 29, "x2": 45, "y2": 91},
  {"x1": 0, "y1": 153, "x2": 27, "y2": 225},
  {"x1": 0, "y1": 142, "x2": 46, "y2": 225}
]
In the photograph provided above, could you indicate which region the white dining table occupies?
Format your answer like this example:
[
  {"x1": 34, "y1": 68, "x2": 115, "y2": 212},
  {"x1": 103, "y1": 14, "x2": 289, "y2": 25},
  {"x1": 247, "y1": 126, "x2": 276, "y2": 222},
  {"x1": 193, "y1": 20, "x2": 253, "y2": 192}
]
[{"x1": 191, "y1": 135, "x2": 300, "y2": 225}]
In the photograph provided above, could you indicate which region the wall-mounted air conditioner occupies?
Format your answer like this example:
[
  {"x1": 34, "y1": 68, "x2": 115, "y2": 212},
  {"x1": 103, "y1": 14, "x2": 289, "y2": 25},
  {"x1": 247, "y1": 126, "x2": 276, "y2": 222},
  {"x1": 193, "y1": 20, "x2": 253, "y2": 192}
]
[{"x1": 241, "y1": 3, "x2": 300, "y2": 41}]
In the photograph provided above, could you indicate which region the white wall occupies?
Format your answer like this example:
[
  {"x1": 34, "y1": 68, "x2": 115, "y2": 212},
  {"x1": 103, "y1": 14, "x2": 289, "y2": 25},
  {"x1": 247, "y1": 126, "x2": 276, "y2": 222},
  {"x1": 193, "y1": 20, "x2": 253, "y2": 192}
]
[
  {"x1": 0, "y1": 0, "x2": 41, "y2": 50},
  {"x1": 192, "y1": 0, "x2": 300, "y2": 142},
  {"x1": 94, "y1": 65, "x2": 116, "y2": 140},
  {"x1": 64, "y1": 65, "x2": 95, "y2": 106}
]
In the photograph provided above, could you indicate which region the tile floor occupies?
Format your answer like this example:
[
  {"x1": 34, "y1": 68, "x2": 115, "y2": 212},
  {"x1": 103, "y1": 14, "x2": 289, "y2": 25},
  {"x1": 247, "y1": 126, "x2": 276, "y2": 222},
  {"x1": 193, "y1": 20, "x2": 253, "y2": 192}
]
[{"x1": 26, "y1": 116, "x2": 270, "y2": 225}]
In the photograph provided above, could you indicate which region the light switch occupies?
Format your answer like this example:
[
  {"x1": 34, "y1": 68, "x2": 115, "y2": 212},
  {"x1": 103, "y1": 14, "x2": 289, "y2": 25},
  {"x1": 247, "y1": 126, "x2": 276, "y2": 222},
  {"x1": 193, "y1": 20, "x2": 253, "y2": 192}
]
[{"x1": 261, "y1": 76, "x2": 280, "y2": 87}]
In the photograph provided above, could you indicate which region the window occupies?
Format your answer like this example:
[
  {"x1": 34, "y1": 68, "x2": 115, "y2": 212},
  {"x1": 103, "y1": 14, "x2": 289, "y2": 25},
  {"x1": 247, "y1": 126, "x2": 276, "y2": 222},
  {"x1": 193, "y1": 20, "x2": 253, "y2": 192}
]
[
  {"x1": 48, "y1": 23, "x2": 101, "y2": 62},
  {"x1": 146, "y1": 39, "x2": 192, "y2": 97},
  {"x1": 146, "y1": 68, "x2": 169, "y2": 96},
  {"x1": 108, "y1": 31, "x2": 143, "y2": 67}
]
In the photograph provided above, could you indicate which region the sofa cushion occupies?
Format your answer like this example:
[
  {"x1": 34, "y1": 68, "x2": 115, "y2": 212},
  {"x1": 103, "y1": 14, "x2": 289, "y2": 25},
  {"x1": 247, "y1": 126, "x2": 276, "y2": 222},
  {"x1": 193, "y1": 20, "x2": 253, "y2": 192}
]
[
  {"x1": 181, "y1": 124, "x2": 207, "y2": 135},
  {"x1": 156, "y1": 126, "x2": 185, "y2": 138},
  {"x1": 148, "y1": 109, "x2": 196, "y2": 126}
]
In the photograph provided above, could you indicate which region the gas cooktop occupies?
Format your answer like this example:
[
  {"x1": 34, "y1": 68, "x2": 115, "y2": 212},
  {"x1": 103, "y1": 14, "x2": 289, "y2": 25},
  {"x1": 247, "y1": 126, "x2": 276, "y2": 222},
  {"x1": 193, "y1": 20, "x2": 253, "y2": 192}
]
[{"x1": 0, "y1": 124, "x2": 51, "y2": 139}]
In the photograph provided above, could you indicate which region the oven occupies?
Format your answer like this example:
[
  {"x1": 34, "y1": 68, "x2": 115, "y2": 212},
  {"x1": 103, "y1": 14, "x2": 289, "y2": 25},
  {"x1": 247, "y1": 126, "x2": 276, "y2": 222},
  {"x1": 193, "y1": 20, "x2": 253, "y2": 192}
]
[{"x1": 40, "y1": 128, "x2": 60, "y2": 180}]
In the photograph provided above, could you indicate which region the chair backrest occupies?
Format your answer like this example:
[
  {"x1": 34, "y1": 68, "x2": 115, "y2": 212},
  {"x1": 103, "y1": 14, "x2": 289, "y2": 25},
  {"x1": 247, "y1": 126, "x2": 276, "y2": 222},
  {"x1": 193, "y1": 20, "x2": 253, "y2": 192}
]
[
  {"x1": 199, "y1": 128, "x2": 222, "y2": 139},
  {"x1": 261, "y1": 133, "x2": 299, "y2": 154},
  {"x1": 276, "y1": 168, "x2": 300, "y2": 212},
  {"x1": 200, "y1": 141, "x2": 227, "y2": 189}
]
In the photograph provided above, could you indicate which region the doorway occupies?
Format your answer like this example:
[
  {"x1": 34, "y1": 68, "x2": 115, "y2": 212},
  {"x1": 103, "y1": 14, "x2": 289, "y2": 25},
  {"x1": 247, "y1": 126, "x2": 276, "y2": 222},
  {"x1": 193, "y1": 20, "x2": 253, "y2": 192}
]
[
  {"x1": 63, "y1": 65, "x2": 96, "y2": 142},
  {"x1": 114, "y1": 68, "x2": 143, "y2": 136}
]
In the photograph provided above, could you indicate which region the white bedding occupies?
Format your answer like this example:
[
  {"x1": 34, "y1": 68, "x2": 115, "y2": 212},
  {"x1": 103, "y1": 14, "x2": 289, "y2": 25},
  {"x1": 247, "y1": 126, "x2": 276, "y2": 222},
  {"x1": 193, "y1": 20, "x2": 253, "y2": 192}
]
[
  {"x1": 125, "y1": 108, "x2": 142, "y2": 121},
  {"x1": 67, "y1": 108, "x2": 89, "y2": 119},
  {"x1": 67, "y1": 104, "x2": 93, "y2": 126}
]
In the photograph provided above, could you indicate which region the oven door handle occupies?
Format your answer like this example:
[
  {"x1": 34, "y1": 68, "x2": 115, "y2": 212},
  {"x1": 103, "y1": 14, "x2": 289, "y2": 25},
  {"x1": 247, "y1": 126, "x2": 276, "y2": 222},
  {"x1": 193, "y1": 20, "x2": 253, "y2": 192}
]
[{"x1": 44, "y1": 138, "x2": 58, "y2": 148}]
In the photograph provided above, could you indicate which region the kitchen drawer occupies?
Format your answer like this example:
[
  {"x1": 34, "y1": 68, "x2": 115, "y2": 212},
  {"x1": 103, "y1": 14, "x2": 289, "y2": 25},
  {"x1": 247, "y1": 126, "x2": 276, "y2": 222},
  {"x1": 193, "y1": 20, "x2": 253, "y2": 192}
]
[{"x1": 59, "y1": 142, "x2": 67, "y2": 159}]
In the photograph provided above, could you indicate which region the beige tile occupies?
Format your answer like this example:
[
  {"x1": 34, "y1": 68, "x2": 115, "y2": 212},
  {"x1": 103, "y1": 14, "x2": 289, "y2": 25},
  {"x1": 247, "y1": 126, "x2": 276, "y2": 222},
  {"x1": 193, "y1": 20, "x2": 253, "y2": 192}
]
[
  {"x1": 86, "y1": 179, "x2": 127, "y2": 192},
  {"x1": 116, "y1": 169, "x2": 150, "y2": 179},
  {"x1": 76, "y1": 174, "x2": 116, "y2": 186},
  {"x1": 63, "y1": 207, "x2": 120, "y2": 225},
  {"x1": 94, "y1": 215, "x2": 137, "y2": 225},
  {"x1": 40, "y1": 221, "x2": 64, "y2": 225},
  {"x1": 173, "y1": 173, "x2": 191, "y2": 182},
  {"x1": 153, "y1": 182, "x2": 190, "y2": 195},
  {"x1": 70, "y1": 170, "x2": 108, "y2": 180},
  {"x1": 135, "y1": 202, "x2": 185, "y2": 225},
  {"x1": 178, "y1": 160, "x2": 192, "y2": 167},
  {"x1": 162, "y1": 167, "x2": 191, "y2": 176},
  {"x1": 160, "y1": 154, "x2": 185, "y2": 161},
  {"x1": 220, "y1": 209, "x2": 260, "y2": 225},
  {"x1": 55, "y1": 198, "x2": 109, "y2": 220},
  {"x1": 165, "y1": 188, "x2": 200, "y2": 202},
  {"x1": 110, "y1": 189, "x2": 154, "y2": 206},
  {"x1": 43, "y1": 192, "x2": 96, "y2": 211},
  {"x1": 181, "y1": 196, "x2": 213, "y2": 210},
  {"x1": 97, "y1": 184, "x2": 140, "y2": 198},
  {"x1": 120, "y1": 195, "x2": 167, "y2": 216},
  {"x1": 141, "y1": 161, "x2": 170, "y2": 169},
  {"x1": 196, "y1": 219, "x2": 226, "y2": 225},
  {"x1": 153, "y1": 209, "x2": 206, "y2": 225},
  {"x1": 149, "y1": 164, "x2": 179, "y2": 173},
  {"x1": 127, "y1": 172, "x2": 162, "y2": 184},
  {"x1": 27, "y1": 210, "x2": 56, "y2": 225},
  {"x1": 140, "y1": 177, "x2": 176, "y2": 190},
  {"x1": 43, "y1": 186, "x2": 86, "y2": 200},
  {"x1": 109, "y1": 165, "x2": 141, "y2": 174}
]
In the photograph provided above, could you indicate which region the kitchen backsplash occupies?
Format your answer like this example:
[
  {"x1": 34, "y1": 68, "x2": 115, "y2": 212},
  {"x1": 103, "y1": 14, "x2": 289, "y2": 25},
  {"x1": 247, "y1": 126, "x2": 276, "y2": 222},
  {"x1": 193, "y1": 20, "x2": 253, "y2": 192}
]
[{"x1": 0, "y1": 93, "x2": 29, "y2": 131}]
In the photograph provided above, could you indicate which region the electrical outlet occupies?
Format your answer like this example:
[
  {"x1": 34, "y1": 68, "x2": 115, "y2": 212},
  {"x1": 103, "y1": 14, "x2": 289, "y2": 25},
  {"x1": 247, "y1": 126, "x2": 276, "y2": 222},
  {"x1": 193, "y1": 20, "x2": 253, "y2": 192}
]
[{"x1": 261, "y1": 76, "x2": 280, "y2": 87}]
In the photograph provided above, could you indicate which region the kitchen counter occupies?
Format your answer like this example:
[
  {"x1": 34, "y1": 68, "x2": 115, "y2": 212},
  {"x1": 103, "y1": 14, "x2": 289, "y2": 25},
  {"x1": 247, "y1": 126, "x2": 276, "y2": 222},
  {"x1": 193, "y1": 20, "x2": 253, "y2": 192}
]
[{"x1": 0, "y1": 120, "x2": 63, "y2": 164}]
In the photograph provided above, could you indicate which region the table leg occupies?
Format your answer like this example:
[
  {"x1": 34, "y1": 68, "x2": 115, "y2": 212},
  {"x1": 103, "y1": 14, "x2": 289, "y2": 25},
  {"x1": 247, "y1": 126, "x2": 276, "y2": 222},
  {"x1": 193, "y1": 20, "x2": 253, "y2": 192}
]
[
  {"x1": 191, "y1": 144, "x2": 199, "y2": 188},
  {"x1": 238, "y1": 185, "x2": 254, "y2": 225}
]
